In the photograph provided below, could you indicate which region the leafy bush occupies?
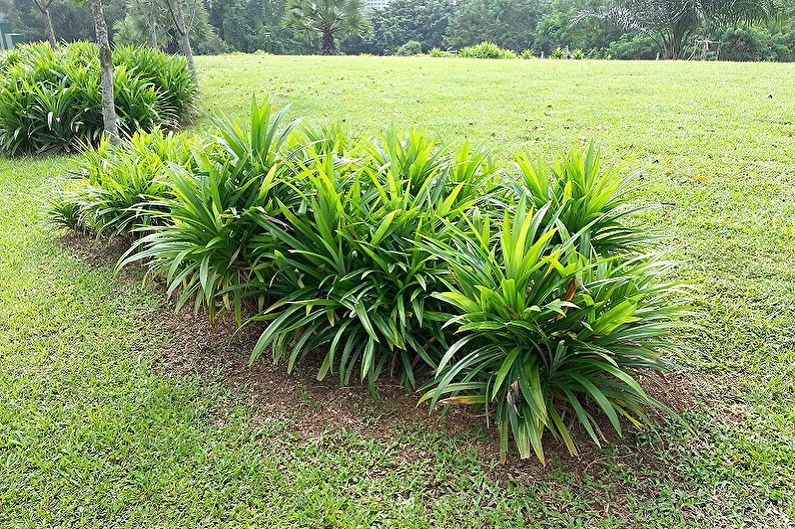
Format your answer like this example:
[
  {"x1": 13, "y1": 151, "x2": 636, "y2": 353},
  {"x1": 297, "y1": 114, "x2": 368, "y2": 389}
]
[
  {"x1": 606, "y1": 34, "x2": 659, "y2": 60},
  {"x1": 119, "y1": 98, "x2": 300, "y2": 322},
  {"x1": 550, "y1": 47, "x2": 565, "y2": 59},
  {"x1": 428, "y1": 47, "x2": 454, "y2": 58},
  {"x1": 113, "y1": 45, "x2": 197, "y2": 123},
  {"x1": 0, "y1": 41, "x2": 197, "y2": 155},
  {"x1": 250, "y1": 131, "x2": 499, "y2": 390},
  {"x1": 768, "y1": 29, "x2": 795, "y2": 62},
  {"x1": 572, "y1": 48, "x2": 585, "y2": 60},
  {"x1": 421, "y1": 201, "x2": 685, "y2": 462},
  {"x1": 50, "y1": 98, "x2": 686, "y2": 462},
  {"x1": 512, "y1": 144, "x2": 648, "y2": 256},
  {"x1": 50, "y1": 128, "x2": 190, "y2": 236},
  {"x1": 395, "y1": 40, "x2": 423, "y2": 56},
  {"x1": 286, "y1": 121, "x2": 351, "y2": 159},
  {"x1": 46, "y1": 197, "x2": 88, "y2": 234},
  {"x1": 459, "y1": 42, "x2": 517, "y2": 59}
]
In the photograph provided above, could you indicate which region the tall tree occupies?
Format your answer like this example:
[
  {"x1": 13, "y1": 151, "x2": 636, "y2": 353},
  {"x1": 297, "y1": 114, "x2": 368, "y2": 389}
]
[
  {"x1": 361, "y1": 0, "x2": 454, "y2": 54},
  {"x1": 444, "y1": 0, "x2": 549, "y2": 51},
  {"x1": 114, "y1": 0, "x2": 224, "y2": 54},
  {"x1": 208, "y1": 0, "x2": 306, "y2": 53},
  {"x1": 87, "y1": 0, "x2": 119, "y2": 141},
  {"x1": 8, "y1": 0, "x2": 127, "y2": 44},
  {"x1": 145, "y1": 0, "x2": 158, "y2": 46},
  {"x1": 31, "y1": 0, "x2": 58, "y2": 46},
  {"x1": 577, "y1": 0, "x2": 786, "y2": 59},
  {"x1": 164, "y1": 0, "x2": 196, "y2": 77},
  {"x1": 533, "y1": 0, "x2": 623, "y2": 54},
  {"x1": 282, "y1": 0, "x2": 370, "y2": 55}
]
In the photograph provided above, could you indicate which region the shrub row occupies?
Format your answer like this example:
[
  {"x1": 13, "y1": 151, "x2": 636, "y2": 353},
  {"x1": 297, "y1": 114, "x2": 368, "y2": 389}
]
[
  {"x1": 459, "y1": 42, "x2": 517, "y2": 59},
  {"x1": 0, "y1": 42, "x2": 197, "y2": 155},
  {"x1": 427, "y1": 42, "x2": 588, "y2": 60},
  {"x1": 49, "y1": 98, "x2": 686, "y2": 462}
]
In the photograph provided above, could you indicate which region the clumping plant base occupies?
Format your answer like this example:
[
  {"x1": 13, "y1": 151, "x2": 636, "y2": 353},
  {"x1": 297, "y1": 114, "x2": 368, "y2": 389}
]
[{"x1": 50, "y1": 96, "x2": 686, "y2": 462}]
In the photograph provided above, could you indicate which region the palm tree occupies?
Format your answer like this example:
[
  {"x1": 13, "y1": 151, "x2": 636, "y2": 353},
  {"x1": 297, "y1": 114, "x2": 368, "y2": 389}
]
[
  {"x1": 114, "y1": 0, "x2": 162, "y2": 48},
  {"x1": 576, "y1": 0, "x2": 785, "y2": 59},
  {"x1": 282, "y1": 0, "x2": 371, "y2": 55}
]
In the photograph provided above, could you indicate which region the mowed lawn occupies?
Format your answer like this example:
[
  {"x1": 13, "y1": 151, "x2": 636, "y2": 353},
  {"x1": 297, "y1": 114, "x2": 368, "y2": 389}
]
[{"x1": 2, "y1": 54, "x2": 795, "y2": 527}]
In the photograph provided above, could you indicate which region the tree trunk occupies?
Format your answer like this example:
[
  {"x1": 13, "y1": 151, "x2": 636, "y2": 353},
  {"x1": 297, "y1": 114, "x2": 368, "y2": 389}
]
[
  {"x1": 167, "y1": 0, "x2": 196, "y2": 79},
  {"x1": 148, "y1": 0, "x2": 158, "y2": 48},
  {"x1": 42, "y1": 6, "x2": 57, "y2": 48},
  {"x1": 669, "y1": 41, "x2": 685, "y2": 60},
  {"x1": 89, "y1": 0, "x2": 119, "y2": 142},
  {"x1": 321, "y1": 29, "x2": 335, "y2": 55}
]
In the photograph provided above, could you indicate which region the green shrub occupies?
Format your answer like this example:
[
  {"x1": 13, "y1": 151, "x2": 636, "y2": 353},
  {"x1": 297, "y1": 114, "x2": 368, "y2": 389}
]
[
  {"x1": 251, "y1": 154, "x2": 450, "y2": 389},
  {"x1": 0, "y1": 41, "x2": 197, "y2": 155},
  {"x1": 282, "y1": 120, "x2": 352, "y2": 164},
  {"x1": 421, "y1": 200, "x2": 685, "y2": 462},
  {"x1": 52, "y1": 128, "x2": 190, "y2": 236},
  {"x1": 113, "y1": 45, "x2": 197, "y2": 123},
  {"x1": 572, "y1": 48, "x2": 585, "y2": 60},
  {"x1": 606, "y1": 34, "x2": 658, "y2": 60},
  {"x1": 50, "y1": 98, "x2": 687, "y2": 462},
  {"x1": 46, "y1": 196, "x2": 88, "y2": 233},
  {"x1": 428, "y1": 47, "x2": 454, "y2": 58},
  {"x1": 459, "y1": 42, "x2": 517, "y2": 59},
  {"x1": 512, "y1": 144, "x2": 648, "y2": 256},
  {"x1": 395, "y1": 40, "x2": 423, "y2": 56},
  {"x1": 550, "y1": 47, "x2": 565, "y2": 59},
  {"x1": 250, "y1": 131, "x2": 499, "y2": 390},
  {"x1": 119, "y1": 98, "x2": 300, "y2": 322}
]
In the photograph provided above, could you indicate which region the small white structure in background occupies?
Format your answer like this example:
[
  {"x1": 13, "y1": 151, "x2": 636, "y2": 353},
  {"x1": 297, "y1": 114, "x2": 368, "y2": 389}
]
[
  {"x1": 0, "y1": 19, "x2": 22, "y2": 49},
  {"x1": 364, "y1": 0, "x2": 389, "y2": 7}
]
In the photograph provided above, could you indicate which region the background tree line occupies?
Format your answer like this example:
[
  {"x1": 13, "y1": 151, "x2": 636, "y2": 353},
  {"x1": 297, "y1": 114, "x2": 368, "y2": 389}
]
[{"x1": 3, "y1": 0, "x2": 795, "y2": 61}]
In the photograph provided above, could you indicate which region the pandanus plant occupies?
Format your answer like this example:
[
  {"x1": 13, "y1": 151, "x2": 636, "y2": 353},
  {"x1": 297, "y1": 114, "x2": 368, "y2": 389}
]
[
  {"x1": 421, "y1": 200, "x2": 686, "y2": 462},
  {"x1": 118, "y1": 98, "x2": 301, "y2": 322},
  {"x1": 248, "y1": 131, "x2": 499, "y2": 391}
]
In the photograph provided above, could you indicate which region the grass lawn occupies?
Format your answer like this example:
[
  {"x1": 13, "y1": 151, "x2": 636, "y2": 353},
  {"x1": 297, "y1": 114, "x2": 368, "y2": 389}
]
[{"x1": 2, "y1": 54, "x2": 795, "y2": 527}]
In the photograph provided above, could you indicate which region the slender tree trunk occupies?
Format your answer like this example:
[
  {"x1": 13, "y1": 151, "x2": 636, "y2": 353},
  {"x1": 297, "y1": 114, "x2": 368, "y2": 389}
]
[
  {"x1": 89, "y1": 0, "x2": 119, "y2": 142},
  {"x1": 148, "y1": 0, "x2": 158, "y2": 48},
  {"x1": 166, "y1": 0, "x2": 196, "y2": 79},
  {"x1": 42, "y1": 6, "x2": 57, "y2": 48},
  {"x1": 668, "y1": 40, "x2": 685, "y2": 60},
  {"x1": 321, "y1": 29, "x2": 335, "y2": 55}
]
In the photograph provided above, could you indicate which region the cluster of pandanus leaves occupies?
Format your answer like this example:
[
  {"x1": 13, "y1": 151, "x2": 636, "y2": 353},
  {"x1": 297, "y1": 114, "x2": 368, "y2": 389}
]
[
  {"x1": 0, "y1": 41, "x2": 196, "y2": 155},
  {"x1": 49, "y1": 96, "x2": 687, "y2": 463}
]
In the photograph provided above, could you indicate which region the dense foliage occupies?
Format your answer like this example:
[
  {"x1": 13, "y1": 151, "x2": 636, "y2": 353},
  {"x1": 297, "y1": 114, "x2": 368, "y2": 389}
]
[
  {"x1": 579, "y1": 0, "x2": 787, "y2": 59},
  {"x1": 50, "y1": 127, "x2": 190, "y2": 235},
  {"x1": 113, "y1": 0, "x2": 226, "y2": 54},
  {"x1": 282, "y1": 0, "x2": 370, "y2": 55},
  {"x1": 444, "y1": 0, "x2": 548, "y2": 52},
  {"x1": 50, "y1": 97, "x2": 686, "y2": 461},
  {"x1": 346, "y1": 0, "x2": 454, "y2": 55},
  {"x1": 0, "y1": 41, "x2": 196, "y2": 155},
  {"x1": 3, "y1": 0, "x2": 794, "y2": 60}
]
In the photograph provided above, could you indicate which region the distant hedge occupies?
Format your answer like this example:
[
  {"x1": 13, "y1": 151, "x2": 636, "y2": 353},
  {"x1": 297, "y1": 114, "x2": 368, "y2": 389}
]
[{"x1": 0, "y1": 42, "x2": 197, "y2": 155}]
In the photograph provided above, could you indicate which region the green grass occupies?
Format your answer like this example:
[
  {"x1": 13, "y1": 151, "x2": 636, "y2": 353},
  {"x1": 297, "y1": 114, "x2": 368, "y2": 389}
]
[{"x1": 1, "y1": 54, "x2": 794, "y2": 527}]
